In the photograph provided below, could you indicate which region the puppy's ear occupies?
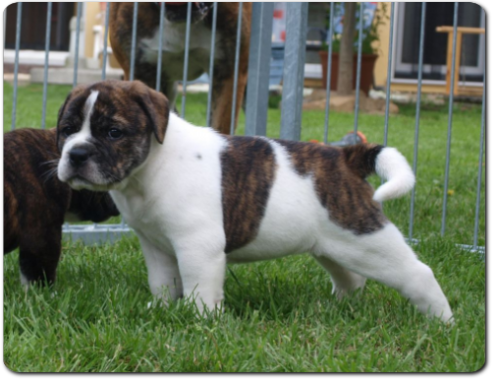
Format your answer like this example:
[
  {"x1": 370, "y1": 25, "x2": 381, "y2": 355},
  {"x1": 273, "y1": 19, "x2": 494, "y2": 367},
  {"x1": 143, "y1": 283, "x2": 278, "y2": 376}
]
[{"x1": 131, "y1": 81, "x2": 169, "y2": 144}]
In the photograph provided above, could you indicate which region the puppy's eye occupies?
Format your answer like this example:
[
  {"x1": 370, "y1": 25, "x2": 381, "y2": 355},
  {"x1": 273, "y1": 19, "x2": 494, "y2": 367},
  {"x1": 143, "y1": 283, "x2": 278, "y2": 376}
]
[
  {"x1": 62, "y1": 126, "x2": 77, "y2": 137},
  {"x1": 108, "y1": 128, "x2": 124, "y2": 140}
]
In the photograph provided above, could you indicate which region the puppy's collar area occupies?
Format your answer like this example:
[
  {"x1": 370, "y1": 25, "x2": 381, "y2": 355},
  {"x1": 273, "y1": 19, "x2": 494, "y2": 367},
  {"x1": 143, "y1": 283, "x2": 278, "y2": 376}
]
[
  {"x1": 153, "y1": 2, "x2": 212, "y2": 15},
  {"x1": 156, "y1": 3, "x2": 208, "y2": 8}
]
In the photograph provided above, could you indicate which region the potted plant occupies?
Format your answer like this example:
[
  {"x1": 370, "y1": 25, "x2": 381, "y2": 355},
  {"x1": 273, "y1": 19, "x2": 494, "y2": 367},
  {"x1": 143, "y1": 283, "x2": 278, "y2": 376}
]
[{"x1": 319, "y1": 2, "x2": 389, "y2": 94}]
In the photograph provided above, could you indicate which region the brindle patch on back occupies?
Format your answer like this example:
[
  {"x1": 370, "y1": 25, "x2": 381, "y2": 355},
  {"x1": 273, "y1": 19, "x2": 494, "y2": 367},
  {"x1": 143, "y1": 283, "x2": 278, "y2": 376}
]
[
  {"x1": 221, "y1": 136, "x2": 276, "y2": 253},
  {"x1": 276, "y1": 140, "x2": 387, "y2": 234}
]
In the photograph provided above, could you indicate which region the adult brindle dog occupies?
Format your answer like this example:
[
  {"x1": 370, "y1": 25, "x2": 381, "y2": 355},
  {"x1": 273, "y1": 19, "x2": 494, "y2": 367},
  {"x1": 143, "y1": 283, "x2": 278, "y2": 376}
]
[{"x1": 109, "y1": 2, "x2": 251, "y2": 134}]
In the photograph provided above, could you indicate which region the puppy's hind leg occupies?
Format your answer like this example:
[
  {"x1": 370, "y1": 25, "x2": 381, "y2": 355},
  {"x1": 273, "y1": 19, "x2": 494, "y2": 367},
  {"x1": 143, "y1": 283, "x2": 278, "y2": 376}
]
[
  {"x1": 320, "y1": 223, "x2": 453, "y2": 322},
  {"x1": 312, "y1": 255, "x2": 366, "y2": 300}
]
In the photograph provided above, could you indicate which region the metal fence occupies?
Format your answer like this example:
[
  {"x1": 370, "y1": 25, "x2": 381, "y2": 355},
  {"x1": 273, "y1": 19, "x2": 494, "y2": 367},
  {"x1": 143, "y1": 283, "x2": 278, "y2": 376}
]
[{"x1": 6, "y1": 2, "x2": 485, "y2": 254}]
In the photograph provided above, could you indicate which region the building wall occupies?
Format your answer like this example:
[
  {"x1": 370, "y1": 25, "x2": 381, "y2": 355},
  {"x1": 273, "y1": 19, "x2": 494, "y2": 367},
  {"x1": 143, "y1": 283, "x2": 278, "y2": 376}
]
[
  {"x1": 77, "y1": 2, "x2": 481, "y2": 95},
  {"x1": 373, "y1": 3, "x2": 482, "y2": 95},
  {"x1": 84, "y1": 2, "x2": 101, "y2": 60}
]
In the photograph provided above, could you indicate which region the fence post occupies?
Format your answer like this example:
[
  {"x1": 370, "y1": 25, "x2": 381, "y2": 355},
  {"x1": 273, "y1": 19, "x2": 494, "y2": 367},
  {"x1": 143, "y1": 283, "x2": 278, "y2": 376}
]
[
  {"x1": 409, "y1": 2, "x2": 427, "y2": 241},
  {"x1": 245, "y1": 2, "x2": 274, "y2": 137},
  {"x1": 41, "y1": 2, "x2": 53, "y2": 129},
  {"x1": 11, "y1": 2, "x2": 23, "y2": 131},
  {"x1": 101, "y1": 2, "x2": 110, "y2": 80},
  {"x1": 441, "y1": 2, "x2": 459, "y2": 236},
  {"x1": 280, "y1": 2, "x2": 308, "y2": 141},
  {"x1": 229, "y1": 2, "x2": 244, "y2": 135}
]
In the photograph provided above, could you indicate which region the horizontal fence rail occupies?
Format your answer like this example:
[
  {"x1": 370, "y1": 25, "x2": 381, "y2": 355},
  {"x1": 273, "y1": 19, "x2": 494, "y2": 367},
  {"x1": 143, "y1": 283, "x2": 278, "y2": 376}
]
[{"x1": 6, "y1": 2, "x2": 485, "y2": 254}]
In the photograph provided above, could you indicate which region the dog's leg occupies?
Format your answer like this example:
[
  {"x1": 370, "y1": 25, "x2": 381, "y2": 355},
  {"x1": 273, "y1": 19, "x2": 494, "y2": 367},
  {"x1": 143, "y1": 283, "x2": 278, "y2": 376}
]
[
  {"x1": 319, "y1": 223, "x2": 453, "y2": 322},
  {"x1": 210, "y1": 71, "x2": 248, "y2": 134},
  {"x1": 18, "y1": 226, "x2": 61, "y2": 286},
  {"x1": 176, "y1": 249, "x2": 226, "y2": 314},
  {"x1": 162, "y1": 79, "x2": 178, "y2": 114},
  {"x1": 138, "y1": 235, "x2": 183, "y2": 302},
  {"x1": 313, "y1": 256, "x2": 367, "y2": 300}
]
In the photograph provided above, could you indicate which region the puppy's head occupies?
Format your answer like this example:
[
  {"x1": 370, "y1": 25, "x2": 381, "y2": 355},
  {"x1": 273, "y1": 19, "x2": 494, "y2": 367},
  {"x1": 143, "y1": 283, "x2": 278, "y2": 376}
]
[
  {"x1": 57, "y1": 80, "x2": 169, "y2": 191},
  {"x1": 164, "y1": 2, "x2": 213, "y2": 23}
]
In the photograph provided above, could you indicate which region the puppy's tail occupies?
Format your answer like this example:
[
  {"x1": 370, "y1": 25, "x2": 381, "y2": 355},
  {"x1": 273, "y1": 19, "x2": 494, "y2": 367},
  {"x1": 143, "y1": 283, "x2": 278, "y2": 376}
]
[{"x1": 342, "y1": 144, "x2": 415, "y2": 202}]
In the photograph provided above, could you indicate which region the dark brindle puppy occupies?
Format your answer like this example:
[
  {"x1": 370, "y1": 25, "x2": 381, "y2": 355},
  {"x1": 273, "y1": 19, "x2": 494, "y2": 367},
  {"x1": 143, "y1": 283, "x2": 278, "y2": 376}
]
[
  {"x1": 109, "y1": 2, "x2": 251, "y2": 134},
  {"x1": 4, "y1": 128, "x2": 119, "y2": 285}
]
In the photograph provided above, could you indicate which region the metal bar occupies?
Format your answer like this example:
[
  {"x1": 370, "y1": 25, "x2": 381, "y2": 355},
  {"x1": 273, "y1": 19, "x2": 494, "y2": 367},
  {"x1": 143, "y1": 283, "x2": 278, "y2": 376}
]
[
  {"x1": 63, "y1": 225, "x2": 134, "y2": 246},
  {"x1": 11, "y1": 2, "x2": 23, "y2": 131},
  {"x1": 382, "y1": 2, "x2": 395, "y2": 145},
  {"x1": 229, "y1": 2, "x2": 244, "y2": 136},
  {"x1": 180, "y1": 2, "x2": 193, "y2": 118},
  {"x1": 353, "y1": 2, "x2": 364, "y2": 134},
  {"x1": 280, "y1": 2, "x2": 309, "y2": 141},
  {"x1": 41, "y1": 2, "x2": 53, "y2": 129},
  {"x1": 323, "y1": 2, "x2": 335, "y2": 143},
  {"x1": 129, "y1": 2, "x2": 139, "y2": 81},
  {"x1": 408, "y1": 2, "x2": 427, "y2": 241},
  {"x1": 473, "y1": 39, "x2": 485, "y2": 249},
  {"x1": 441, "y1": 2, "x2": 459, "y2": 236},
  {"x1": 119, "y1": 2, "x2": 136, "y2": 229},
  {"x1": 99, "y1": 2, "x2": 110, "y2": 228},
  {"x1": 101, "y1": 2, "x2": 110, "y2": 80},
  {"x1": 94, "y1": 4, "x2": 107, "y2": 230},
  {"x1": 245, "y1": 2, "x2": 273, "y2": 137},
  {"x1": 456, "y1": 243, "x2": 485, "y2": 257},
  {"x1": 73, "y1": 2, "x2": 83, "y2": 87},
  {"x1": 206, "y1": 2, "x2": 218, "y2": 126},
  {"x1": 406, "y1": 236, "x2": 485, "y2": 256},
  {"x1": 155, "y1": 2, "x2": 165, "y2": 91}
]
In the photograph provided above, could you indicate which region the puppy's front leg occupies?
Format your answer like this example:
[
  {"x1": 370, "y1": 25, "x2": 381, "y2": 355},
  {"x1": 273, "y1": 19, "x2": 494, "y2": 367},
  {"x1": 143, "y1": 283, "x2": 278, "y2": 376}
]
[
  {"x1": 176, "y1": 249, "x2": 227, "y2": 314},
  {"x1": 19, "y1": 225, "x2": 62, "y2": 286},
  {"x1": 138, "y1": 234, "x2": 183, "y2": 303}
]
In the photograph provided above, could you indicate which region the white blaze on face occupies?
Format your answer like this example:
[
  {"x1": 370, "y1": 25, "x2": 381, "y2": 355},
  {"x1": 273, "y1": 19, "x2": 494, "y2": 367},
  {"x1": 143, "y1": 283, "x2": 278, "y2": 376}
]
[
  {"x1": 64, "y1": 90, "x2": 99, "y2": 153},
  {"x1": 58, "y1": 91, "x2": 99, "y2": 182}
]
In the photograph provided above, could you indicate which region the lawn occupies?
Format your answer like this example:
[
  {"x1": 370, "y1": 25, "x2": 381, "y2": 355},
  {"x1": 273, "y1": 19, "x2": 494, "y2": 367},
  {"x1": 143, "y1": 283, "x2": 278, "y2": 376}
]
[{"x1": 3, "y1": 82, "x2": 485, "y2": 372}]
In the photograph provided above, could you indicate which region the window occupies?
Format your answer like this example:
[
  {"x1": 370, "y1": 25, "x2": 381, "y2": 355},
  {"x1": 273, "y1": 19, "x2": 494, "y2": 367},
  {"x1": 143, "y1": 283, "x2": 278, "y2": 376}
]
[{"x1": 393, "y1": 2, "x2": 484, "y2": 84}]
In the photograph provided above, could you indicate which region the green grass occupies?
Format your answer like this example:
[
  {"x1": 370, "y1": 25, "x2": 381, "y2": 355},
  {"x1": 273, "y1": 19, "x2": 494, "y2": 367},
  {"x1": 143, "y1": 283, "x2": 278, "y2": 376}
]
[
  {"x1": 4, "y1": 237, "x2": 485, "y2": 372},
  {"x1": 4, "y1": 83, "x2": 485, "y2": 372}
]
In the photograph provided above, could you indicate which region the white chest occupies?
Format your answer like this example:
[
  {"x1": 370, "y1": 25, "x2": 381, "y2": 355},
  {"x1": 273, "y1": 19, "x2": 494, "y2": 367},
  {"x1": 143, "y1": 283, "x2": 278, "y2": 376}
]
[{"x1": 139, "y1": 20, "x2": 218, "y2": 79}]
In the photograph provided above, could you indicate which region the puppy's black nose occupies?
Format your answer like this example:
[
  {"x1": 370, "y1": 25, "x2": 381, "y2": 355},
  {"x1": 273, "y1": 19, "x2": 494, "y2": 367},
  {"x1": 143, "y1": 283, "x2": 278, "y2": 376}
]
[{"x1": 69, "y1": 147, "x2": 91, "y2": 167}]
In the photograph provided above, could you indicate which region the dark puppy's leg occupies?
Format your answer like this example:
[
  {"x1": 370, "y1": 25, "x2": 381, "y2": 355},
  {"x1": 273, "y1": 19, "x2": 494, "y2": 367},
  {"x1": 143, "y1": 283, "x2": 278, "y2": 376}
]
[
  {"x1": 19, "y1": 225, "x2": 62, "y2": 286},
  {"x1": 210, "y1": 72, "x2": 248, "y2": 134}
]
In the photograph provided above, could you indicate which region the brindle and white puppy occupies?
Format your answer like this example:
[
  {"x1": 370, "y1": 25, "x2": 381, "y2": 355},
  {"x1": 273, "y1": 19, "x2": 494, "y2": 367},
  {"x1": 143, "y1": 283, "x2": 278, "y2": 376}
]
[
  {"x1": 109, "y1": 2, "x2": 251, "y2": 135},
  {"x1": 57, "y1": 80, "x2": 453, "y2": 322},
  {"x1": 4, "y1": 128, "x2": 119, "y2": 285}
]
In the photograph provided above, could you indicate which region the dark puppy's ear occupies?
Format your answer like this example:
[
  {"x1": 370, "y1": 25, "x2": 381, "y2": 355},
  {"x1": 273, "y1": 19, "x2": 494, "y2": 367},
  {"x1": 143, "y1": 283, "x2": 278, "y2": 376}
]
[{"x1": 130, "y1": 81, "x2": 169, "y2": 144}]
